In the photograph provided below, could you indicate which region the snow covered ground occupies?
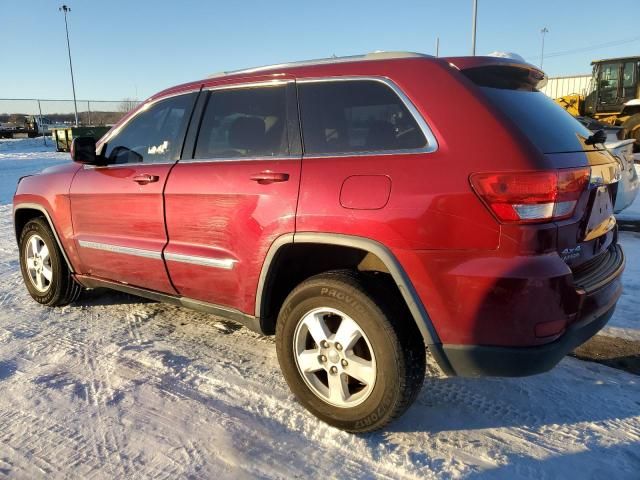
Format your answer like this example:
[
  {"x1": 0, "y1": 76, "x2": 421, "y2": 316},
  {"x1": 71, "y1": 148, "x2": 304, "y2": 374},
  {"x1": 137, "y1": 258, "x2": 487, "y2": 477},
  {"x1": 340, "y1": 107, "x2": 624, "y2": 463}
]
[
  {"x1": 0, "y1": 138, "x2": 639, "y2": 478},
  {"x1": 0, "y1": 137, "x2": 67, "y2": 204}
]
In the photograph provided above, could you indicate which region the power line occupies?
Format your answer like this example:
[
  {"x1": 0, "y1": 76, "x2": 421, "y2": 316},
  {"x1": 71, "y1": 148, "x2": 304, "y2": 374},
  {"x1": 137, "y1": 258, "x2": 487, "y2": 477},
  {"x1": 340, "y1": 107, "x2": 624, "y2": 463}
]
[{"x1": 527, "y1": 35, "x2": 640, "y2": 61}]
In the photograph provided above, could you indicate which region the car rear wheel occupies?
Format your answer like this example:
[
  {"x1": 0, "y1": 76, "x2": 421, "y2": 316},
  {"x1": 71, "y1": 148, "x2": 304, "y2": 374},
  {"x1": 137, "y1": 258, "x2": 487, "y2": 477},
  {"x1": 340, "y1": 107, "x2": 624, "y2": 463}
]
[
  {"x1": 19, "y1": 217, "x2": 82, "y2": 306},
  {"x1": 275, "y1": 271, "x2": 425, "y2": 432}
]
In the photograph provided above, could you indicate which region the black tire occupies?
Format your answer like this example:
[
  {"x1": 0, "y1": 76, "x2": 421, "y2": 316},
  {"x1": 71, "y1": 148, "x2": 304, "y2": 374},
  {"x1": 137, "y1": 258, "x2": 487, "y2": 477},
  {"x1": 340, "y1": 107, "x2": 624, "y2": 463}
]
[
  {"x1": 19, "y1": 217, "x2": 82, "y2": 306},
  {"x1": 275, "y1": 271, "x2": 425, "y2": 433},
  {"x1": 622, "y1": 113, "x2": 640, "y2": 152}
]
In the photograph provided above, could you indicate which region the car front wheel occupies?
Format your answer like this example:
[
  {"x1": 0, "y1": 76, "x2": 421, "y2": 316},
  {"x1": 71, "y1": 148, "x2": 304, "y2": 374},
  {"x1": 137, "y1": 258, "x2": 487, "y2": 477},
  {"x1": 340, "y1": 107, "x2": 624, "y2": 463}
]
[
  {"x1": 276, "y1": 271, "x2": 425, "y2": 432},
  {"x1": 19, "y1": 217, "x2": 82, "y2": 306}
]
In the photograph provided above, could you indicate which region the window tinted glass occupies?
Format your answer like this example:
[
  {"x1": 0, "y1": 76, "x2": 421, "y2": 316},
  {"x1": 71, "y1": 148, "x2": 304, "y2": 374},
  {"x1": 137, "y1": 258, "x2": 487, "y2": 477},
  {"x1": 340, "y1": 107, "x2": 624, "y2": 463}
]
[
  {"x1": 105, "y1": 93, "x2": 194, "y2": 164},
  {"x1": 194, "y1": 86, "x2": 288, "y2": 159},
  {"x1": 623, "y1": 62, "x2": 635, "y2": 87},
  {"x1": 622, "y1": 62, "x2": 636, "y2": 99},
  {"x1": 598, "y1": 63, "x2": 620, "y2": 104},
  {"x1": 298, "y1": 80, "x2": 427, "y2": 155},
  {"x1": 479, "y1": 87, "x2": 596, "y2": 153}
]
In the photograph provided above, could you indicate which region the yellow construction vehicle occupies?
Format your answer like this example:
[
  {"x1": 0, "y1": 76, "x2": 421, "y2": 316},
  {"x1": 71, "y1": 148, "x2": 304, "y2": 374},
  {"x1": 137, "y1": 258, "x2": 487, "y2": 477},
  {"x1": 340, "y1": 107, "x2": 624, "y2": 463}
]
[{"x1": 556, "y1": 56, "x2": 640, "y2": 150}]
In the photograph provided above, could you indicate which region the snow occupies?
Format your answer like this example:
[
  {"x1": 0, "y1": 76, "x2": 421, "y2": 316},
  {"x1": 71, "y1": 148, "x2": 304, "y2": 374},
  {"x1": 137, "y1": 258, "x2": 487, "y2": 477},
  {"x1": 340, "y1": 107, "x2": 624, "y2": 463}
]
[
  {"x1": 603, "y1": 230, "x2": 640, "y2": 340},
  {"x1": 0, "y1": 137, "x2": 68, "y2": 204},
  {"x1": 0, "y1": 139, "x2": 639, "y2": 478}
]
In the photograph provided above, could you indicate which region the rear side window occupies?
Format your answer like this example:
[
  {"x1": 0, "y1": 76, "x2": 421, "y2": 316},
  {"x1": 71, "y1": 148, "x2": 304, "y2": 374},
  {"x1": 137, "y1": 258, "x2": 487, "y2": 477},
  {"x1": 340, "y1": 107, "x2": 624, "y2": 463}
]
[
  {"x1": 298, "y1": 80, "x2": 427, "y2": 155},
  {"x1": 104, "y1": 93, "x2": 195, "y2": 164},
  {"x1": 194, "y1": 86, "x2": 288, "y2": 159},
  {"x1": 463, "y1": 66, "x2": 596, "y2": 154},
  {"x1": 479, "y1": 87, "x2": 596, "y2": 154}
]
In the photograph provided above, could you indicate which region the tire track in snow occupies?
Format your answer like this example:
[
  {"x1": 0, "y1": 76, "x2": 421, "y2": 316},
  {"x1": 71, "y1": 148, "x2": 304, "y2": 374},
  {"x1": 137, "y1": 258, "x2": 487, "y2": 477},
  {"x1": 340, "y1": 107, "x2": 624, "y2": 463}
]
[{"x1": 1, "y1": 198, "x2": 640, "y2": 478}]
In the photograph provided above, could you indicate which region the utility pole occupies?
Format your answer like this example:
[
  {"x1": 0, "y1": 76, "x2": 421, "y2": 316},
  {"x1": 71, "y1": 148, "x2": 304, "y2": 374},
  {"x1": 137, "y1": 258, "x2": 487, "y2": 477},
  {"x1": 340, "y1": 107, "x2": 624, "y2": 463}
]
[
  {"x1": 59, "y1": 5, "x2": 79, "y2": 126},
  {"x1": 540, "y1": 27, "x2": 549, "y2": 69},
  {"x1": 471, "y1": 0, "x2": 478, "y2": 56},
  {"x1": 38, "y1": 100, "x2": 46, "y2": 146},
  {"x1": 435, "y1": 37, "x2": 440, "y2": 57}
]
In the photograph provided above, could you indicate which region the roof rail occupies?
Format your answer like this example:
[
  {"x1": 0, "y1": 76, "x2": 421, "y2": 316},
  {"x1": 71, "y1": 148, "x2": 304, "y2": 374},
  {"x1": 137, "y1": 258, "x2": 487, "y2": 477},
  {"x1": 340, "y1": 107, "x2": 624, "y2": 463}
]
[{"x1": 207, "y1": 51, "x2": 431, "y2": 79}]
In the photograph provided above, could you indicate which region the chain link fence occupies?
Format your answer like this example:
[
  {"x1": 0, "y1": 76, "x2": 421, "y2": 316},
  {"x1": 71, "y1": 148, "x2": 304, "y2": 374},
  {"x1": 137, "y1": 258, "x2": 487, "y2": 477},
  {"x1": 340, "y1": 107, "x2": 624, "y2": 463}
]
[{"x1": 0, "y1": 98, "x2": 142, "y2": 130}]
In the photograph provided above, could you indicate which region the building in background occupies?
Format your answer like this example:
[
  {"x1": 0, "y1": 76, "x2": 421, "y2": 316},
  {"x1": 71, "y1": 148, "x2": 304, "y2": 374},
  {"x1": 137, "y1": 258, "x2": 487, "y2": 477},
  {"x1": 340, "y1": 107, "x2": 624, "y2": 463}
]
[{"x1": 540, "y1": 74, "x2": 592, "y2": 99}]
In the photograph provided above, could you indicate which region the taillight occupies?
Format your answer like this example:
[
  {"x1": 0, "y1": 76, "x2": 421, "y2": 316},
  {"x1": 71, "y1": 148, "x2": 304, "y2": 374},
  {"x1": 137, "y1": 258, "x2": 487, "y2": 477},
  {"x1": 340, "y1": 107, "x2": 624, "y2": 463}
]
[{"x1": 470, "y1": 168, "x2": 590, "y2": 223}]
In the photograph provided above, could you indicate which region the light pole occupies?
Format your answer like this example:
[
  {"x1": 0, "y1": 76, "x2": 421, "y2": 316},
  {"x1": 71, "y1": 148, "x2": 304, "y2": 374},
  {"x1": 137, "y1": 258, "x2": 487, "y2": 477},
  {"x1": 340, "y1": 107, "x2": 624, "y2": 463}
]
[
  {"x1": 59, "y1": 5, "x2": 79, "y2": 126},
  {"x1": 471, "y1": 0, "x2": 478, "y2": 56},
  {"x1": 540, "y1": 27, "x2": 549, "y2": 69}
]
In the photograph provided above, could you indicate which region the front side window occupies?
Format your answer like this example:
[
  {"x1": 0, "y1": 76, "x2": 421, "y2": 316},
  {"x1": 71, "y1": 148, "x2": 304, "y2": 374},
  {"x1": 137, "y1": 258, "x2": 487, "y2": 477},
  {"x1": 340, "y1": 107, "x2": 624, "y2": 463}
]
[
  {"x1": 194, "y1": 86, "x2": 288, "y2": 159},
  {"x1": 298, "y1": 80, "x2": 427, "y2": 155},
  {"x1": 104, "y1": 93, "x2": 195, "y2": 164}
]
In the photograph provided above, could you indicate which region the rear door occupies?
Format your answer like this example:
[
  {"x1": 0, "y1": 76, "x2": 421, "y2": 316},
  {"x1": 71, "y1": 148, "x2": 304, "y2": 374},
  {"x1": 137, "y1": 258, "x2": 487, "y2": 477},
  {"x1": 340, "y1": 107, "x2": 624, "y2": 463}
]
[
  {"x1": 70, "y1": 91, "x2": 198, "y2": 292},
  {"x1": 163, "y1": 77, "x2": 301, "y2": 313}
]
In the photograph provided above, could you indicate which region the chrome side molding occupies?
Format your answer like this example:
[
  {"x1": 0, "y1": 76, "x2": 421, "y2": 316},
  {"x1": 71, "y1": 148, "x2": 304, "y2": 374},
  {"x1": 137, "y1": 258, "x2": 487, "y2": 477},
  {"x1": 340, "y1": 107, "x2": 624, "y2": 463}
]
[
  {"x1": 78, "y1": 240, "x2": 237, "y2": 270},
  {"x1": 164, "y1": 252, "x2": 237, "y2": 270},
  {"x1": 78, "y1": 240, "x2": 162, "y2": 260}
]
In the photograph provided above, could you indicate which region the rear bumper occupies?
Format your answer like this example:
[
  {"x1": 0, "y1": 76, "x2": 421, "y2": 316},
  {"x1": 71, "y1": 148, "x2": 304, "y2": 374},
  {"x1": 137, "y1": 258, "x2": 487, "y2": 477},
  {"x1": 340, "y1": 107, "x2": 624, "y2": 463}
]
[{"x1": 431, "y1": 245, "x2": 624, "y2": 377}]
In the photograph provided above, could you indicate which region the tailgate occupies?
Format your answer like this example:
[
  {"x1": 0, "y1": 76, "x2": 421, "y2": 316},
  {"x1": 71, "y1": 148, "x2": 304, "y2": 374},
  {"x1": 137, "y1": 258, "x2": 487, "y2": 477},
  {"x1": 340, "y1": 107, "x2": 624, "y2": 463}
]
[{"x1": 554, "y1": 151, "x2": 621, "y2": 269}]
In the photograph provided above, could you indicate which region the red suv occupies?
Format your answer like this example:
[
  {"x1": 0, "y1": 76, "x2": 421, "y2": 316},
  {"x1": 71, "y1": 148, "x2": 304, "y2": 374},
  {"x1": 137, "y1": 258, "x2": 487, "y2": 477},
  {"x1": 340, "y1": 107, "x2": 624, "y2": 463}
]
[{"x1": 14, "y1": 52, "x2": 624, "y2": 432}]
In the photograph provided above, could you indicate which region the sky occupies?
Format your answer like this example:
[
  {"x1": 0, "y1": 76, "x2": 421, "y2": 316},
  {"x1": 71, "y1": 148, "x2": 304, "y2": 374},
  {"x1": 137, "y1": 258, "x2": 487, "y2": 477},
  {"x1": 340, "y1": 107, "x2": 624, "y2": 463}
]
[{"x1": 2, "y1": 0, "x2": 640, "y2": 102}]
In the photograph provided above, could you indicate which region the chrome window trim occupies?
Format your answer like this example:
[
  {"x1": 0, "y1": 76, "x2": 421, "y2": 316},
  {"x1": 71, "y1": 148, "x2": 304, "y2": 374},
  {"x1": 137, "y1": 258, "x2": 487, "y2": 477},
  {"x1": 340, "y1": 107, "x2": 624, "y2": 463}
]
[
  {"x1": 203, "y1": 79, "x2": 293, "y2": 92},
  {"x1": 78, "y1": 240, "x2": 162, "y2": 260},
  {"x1": 164, "y1": 252, "x2": 237, "y2": 270},
  {"x1": 83, "y1": 161, "x2": 177, "y2": 170},
  {"x1": 191, "y1": 80, "x2": 293, "y2": 162},
  {"x1": 297, "y1": 76, "x2": 438, "y2": 157},
  {"x1": 179, "y1": 155, "x2": 299, "y2": 164},
  {"x1": 99, "y1": 89, "x2": 200, "y2": 148}
]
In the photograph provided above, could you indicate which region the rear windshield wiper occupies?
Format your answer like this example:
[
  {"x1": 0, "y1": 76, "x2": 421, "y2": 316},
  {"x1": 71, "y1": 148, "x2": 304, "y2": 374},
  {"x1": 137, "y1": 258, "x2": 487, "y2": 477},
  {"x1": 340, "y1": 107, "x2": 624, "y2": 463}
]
[{"x1": 585, "y1": 129, "x2": 607, "y2": 146}]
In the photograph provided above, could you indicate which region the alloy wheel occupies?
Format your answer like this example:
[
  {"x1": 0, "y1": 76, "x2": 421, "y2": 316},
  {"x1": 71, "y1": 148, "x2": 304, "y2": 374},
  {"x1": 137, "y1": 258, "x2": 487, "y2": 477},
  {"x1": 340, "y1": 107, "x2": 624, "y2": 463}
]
[
  {"x1": 293, "y1": 307, "x2": 377, "y2": 408},
  {"x1": 24, "y1": 234, "x2": 53, "y2": 293}
]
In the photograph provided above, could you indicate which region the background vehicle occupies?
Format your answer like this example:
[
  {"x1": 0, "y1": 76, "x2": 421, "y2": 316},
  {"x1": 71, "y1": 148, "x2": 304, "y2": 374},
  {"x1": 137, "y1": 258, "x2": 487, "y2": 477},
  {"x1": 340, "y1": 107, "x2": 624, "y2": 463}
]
[
  {"x1": 556, "y1": 56, "x2": 640, "y2": 151},
  {"x1": 606, "y1": 138, "x2": 639, "y2": 212},
  {"x1": 13, "y1": 52, "x2": 625, "y2": 432},
  {"x1": 0, "y1": 115, "x2": 54, "y2": 138}
]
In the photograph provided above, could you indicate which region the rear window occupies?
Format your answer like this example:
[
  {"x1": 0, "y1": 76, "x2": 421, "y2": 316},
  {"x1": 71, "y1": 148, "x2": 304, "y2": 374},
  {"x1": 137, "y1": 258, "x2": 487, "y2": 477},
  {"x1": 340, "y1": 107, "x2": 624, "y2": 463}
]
[{"x1": 463, "y1": 66, "x2": 597, "y2": 154}]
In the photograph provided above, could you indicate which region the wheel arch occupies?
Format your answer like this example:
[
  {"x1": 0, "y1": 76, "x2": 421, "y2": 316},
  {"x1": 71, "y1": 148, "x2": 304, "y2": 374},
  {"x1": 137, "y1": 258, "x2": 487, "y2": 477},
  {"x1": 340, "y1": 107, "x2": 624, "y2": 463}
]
[
  {"x1": 255, "y1": 232, "x2": 441, "y2": 346},
  {"x1": 13, "y1": 203, "x2": 74, "y2": 273}
]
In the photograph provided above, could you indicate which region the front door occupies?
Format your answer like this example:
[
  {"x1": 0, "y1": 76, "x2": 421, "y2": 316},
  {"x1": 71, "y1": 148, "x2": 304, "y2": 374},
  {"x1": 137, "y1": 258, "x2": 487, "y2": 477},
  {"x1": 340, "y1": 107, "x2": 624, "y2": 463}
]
[
  {"x1": 70, "y1": 91, "x2": 198, "y2": 293},
  {"x1": 163, "y1": 78, "x2": 301, "y2": 313}
]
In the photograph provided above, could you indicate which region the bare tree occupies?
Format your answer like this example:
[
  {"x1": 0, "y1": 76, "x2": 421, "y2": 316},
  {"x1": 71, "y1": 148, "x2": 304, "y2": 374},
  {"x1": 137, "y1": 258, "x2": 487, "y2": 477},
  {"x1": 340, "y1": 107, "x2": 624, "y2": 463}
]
[{"x1": 119, "y1": 98, "x2": 138, "y2": 113}]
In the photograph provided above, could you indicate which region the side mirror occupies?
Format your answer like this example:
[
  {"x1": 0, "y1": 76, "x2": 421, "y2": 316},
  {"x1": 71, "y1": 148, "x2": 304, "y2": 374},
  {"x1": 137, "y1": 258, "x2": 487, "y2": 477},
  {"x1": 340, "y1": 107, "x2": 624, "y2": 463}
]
[{"x1": 70, "y1": 136, "x2": 99, "y2": 164}]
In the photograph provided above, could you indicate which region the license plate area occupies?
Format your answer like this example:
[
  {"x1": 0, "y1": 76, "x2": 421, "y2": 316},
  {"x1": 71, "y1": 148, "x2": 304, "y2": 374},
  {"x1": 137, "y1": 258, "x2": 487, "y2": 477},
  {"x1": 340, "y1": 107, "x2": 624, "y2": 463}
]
[{"x1": 584, "y1": 186, "x2": 615, "y2": 241}]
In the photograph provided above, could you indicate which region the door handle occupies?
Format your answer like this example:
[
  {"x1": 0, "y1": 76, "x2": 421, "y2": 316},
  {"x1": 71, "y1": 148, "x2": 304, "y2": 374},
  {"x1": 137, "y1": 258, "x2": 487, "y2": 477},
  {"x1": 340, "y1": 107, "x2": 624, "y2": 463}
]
[
  {"x1": 250, "y1": 171, "x2": 290, "y2": 185},
  {"x1": 132, "y1": 174, "x2": 160, "y2": 185}
]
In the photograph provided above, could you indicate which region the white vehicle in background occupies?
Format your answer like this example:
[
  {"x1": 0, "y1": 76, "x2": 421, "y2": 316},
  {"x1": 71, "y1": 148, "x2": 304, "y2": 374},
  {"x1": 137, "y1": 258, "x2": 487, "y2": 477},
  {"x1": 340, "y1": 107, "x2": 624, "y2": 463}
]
[{"x1": 607, "y1": 138, "x2": 639, "y2": 213}]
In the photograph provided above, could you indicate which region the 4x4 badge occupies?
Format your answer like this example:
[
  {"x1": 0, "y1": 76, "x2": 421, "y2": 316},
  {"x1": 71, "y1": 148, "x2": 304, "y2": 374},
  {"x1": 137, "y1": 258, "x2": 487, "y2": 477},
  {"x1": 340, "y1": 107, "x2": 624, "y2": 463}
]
[{"x1": 561, "y1": 245, "x2": 582, "y2": 261}]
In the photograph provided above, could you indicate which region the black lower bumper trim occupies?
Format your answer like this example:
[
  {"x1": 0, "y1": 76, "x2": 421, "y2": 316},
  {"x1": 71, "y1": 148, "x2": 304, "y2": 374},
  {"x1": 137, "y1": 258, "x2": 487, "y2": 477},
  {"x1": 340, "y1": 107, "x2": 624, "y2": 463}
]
[{"x1": 437, "y1": 304, "x2": 617, "y2": 377}]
